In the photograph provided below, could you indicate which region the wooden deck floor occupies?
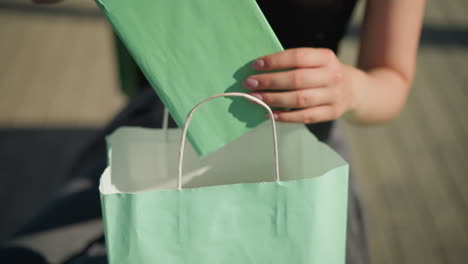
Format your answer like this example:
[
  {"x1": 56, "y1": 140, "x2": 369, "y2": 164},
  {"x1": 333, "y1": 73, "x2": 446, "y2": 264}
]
[
  {"x1": 0, "y1": 0, "x2": 126, "y2": 128},
  {"x1": 1, "y1": 0, "x2": 467, "y2": 263},
  {"x1": 340, "y1": 1, "x2": 468, "y2": 263}
]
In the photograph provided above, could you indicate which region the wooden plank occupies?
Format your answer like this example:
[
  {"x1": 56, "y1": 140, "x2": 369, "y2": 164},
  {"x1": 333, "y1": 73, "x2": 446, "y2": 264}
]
[
  {"x1": 395, "y1": 101, "x2": 468, "y2": 264},
  {"x1": 72, "y1": 21, "x2": 126, "y2": 126},
  {"x1": 344, "y1": 125, "x2": 405, "y2": 264},
  {"x1": 423, "y1": 1, "x2": 468, "y2": 134},
  {"x1": 341, "y1": 1, "x2": 468, "y2": 263},
  {"x1": 351, "y1": 119, "x2": 448, "y2": 264},
  {"x1": 9, "y1": 16, "x2": 72, "y2": 127},
  {"x1": 0, "y1": 13, "x2": 42, "y2": 126},
  {"x1": 416, "y1": 6, "x2": 468, "y2": 253},
  {"x1": 42, "y1": 18, "x2": 104, "y2": 126},
  {"x1": 433, "y1": 0, "x2": 468, "y2": 25},
  {"x1": 409, "y1": 62, "x2": 468, "y2": 264},
  {"x1": 0, "y1": 3, "x2": 125, "y2": 127}
]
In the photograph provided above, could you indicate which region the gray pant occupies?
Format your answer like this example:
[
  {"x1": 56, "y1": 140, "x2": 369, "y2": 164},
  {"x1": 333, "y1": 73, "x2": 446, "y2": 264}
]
[{"x1": 327, "y1": 122, "x2": 369, "y2": 264}]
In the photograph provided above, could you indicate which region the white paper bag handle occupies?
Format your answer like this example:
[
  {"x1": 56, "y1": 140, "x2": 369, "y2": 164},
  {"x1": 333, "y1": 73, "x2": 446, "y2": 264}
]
[
  {"x1": 162, "y1": 107, "x2": 170, "y2": 141},
  {"x1": 162, "y1": 107, "x2": 169, "y2": 131},
  {"x1": 177, "y1": 92, "x2": 280, "y2": 190}
]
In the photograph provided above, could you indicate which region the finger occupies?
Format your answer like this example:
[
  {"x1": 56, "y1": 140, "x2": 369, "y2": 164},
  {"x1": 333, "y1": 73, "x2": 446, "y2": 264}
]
[
  {"x1": 271, "y1": 105, "x2": 337, "y2": 124},
  {"x1": 253, "y1": 48, "x2": 334, "y2": 71},
  {"x1": 244, "y1": 68, "x2": 334, "y2": 90},
  {"x1": 251, "y1": 88, "x2": 332, "y2": 108}
]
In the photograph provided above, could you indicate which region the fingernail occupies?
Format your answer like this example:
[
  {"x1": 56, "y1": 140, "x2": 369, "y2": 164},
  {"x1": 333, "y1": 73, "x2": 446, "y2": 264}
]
[
  {"x1": 250, "y1": 93, "x2": 263, "y2": 101},
  {"x1": 266, "y1": 113, "x2": 279, "y2": 120},
  {"x1": 252, "y1": 59, "x2": 265, "y2": 70},
  {"x1": 243, "y1": 78, "x2": 259, "y2": 89}
]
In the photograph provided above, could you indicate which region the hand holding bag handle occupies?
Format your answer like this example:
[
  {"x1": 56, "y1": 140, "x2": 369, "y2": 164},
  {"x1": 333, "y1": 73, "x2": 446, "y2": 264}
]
[{"x1": 177, "y1": 92, "x2": 280, "y2": 190}]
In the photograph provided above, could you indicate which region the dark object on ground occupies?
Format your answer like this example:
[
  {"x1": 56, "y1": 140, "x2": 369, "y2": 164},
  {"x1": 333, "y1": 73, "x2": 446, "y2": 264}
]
[{"x1": 0, "y1": 246, "x2": 48, "y2": 264}]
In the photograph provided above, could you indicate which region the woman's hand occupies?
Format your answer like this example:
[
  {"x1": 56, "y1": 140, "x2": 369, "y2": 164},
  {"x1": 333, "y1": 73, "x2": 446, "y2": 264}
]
[
  {"x1": 245, "y1": 0, "x2": 425, "y2": 125},
  {"x1": 244, "y1": 48, "x2": 356, "y2": 124}
]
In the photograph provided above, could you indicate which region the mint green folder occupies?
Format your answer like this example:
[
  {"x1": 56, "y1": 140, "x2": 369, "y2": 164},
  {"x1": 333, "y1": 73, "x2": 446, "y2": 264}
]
[{"x1": 96, "y1": 0, "x2": 283, "y2": 156}]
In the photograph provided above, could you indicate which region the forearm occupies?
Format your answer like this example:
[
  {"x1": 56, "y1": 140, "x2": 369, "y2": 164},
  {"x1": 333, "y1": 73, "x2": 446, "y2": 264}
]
[
  {"x1": 344, "y1": 64, "x2": 411, "y2": 125},
  {"x1": 344, "y1": 0, "x2": 424, "y2": 125}
]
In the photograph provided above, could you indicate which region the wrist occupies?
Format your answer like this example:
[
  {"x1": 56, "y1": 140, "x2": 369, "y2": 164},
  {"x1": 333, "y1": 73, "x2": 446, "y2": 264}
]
[
  {"x1": 342, "y1": 66, "x2": 411, "y2": 125},
  {"x1": 341, "y1": 64, "x2": 370, "y2": 124}
]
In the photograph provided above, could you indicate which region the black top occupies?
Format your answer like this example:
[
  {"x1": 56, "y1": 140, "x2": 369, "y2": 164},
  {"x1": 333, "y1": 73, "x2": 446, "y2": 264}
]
[
  {"x1": 256, "y1": 0, "x2": 358, "y2": 141},
  {"x1": 257, "y1": 0, "x2": 358, "y2": 52}
]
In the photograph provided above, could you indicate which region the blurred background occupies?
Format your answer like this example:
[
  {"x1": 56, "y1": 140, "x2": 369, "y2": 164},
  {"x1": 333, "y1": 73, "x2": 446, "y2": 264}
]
[{"x1": 0, "y1": 0, "x2": 467, "y2": 263}]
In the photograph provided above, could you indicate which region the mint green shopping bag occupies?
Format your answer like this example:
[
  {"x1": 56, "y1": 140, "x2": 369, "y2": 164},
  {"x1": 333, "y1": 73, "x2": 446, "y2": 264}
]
[{"x1": 99, "y1": 93, "x2": 349, "y2": 264}]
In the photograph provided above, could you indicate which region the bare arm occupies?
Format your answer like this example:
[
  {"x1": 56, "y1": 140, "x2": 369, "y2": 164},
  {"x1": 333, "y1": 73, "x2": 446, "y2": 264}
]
[{"x1": 347, "y1": 0, "x2": 425, "y2": 124}]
